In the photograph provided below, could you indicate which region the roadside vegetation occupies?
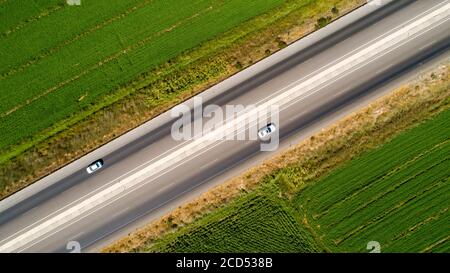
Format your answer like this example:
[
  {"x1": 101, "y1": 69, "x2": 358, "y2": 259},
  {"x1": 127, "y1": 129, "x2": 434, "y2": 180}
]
[
  {"x1": 103, "y1": 61, "x2": 450, "y2": 253},
  {"x1": 0, "y1": 0, "x2": 364, "y2": 199}
]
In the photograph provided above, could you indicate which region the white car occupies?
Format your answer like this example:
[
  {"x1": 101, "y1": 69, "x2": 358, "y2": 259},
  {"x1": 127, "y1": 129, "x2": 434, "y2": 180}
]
[
  {"x1": 258, "y1": 123, "x2": 276, "y2": 141},
  {"x1": 86, "y1": 159, "x2": 104, "y2": 174}
]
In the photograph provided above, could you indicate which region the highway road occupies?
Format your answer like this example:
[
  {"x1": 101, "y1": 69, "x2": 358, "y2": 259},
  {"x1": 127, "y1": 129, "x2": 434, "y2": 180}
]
[{"x1": 0, "y1": 0, "x2": 449, "y2": 252}]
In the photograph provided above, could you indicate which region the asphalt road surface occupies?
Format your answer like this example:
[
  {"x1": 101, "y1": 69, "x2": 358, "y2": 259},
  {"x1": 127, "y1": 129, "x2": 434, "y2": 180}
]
[{"x1": 0, "y1": 0, "x2": 449, "y2": 252}]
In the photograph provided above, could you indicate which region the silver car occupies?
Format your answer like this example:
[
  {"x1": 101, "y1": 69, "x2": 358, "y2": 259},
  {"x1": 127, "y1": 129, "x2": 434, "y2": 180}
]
[
  {"x1": 86, "y1": 159, "x2": 104, "y2": 174},
  {"x1": 258, "y1": 123, "x2": 276, "y2": 141}
]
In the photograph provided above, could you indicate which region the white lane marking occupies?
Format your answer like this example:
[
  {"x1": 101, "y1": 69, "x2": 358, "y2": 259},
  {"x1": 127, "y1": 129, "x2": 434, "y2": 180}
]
[
  {"x1": 155, "y1": 182, "x2": 176, "y2": 194},
  {"x1": 288, "y1": 110, "x2": 308, "y2": 122},
  {"x1": 69, "y1": 231, "x2": 85, "y2": 241},
  {"x1": 419, "y1": 40, "x2": 437, "y2": 50},
  {"x1": 199, "y1": 158, "x2": 220, "y2": 170},
  {"x1": 375, "y1": 63, "x2": 394, "y2": 75},
  {"x1": 110, "y1": 206, "x2": 131, "y2": 219}
]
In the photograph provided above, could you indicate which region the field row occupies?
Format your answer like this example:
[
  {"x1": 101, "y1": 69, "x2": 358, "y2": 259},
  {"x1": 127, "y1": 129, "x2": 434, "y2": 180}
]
[
  {"x1": 300, "y1": 110, "x2": 450, "y2": 214},
  {"x1": 0, "y1": 0, "x2": 150, "y2": 80},
  {"x1": 0, "y1": 0, "x2": 220, "y2": 112},
  {"x1": 0, "y1": 0, "x2": 63, "y2": 35},
  {"x1": 0, "y1": 0, "x2": 145, "y2": 74}
]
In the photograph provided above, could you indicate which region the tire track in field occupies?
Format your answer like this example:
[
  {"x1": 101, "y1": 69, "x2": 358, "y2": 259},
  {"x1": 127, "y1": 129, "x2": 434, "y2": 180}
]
[
  {"x1": 0, "y1": 4, "x2": 217, "y2": 119},
  {"x1": 312, "y1": 139, "x2": 450, "y2": 220},
  {"x1": 1, "y1": 3, "x2": 64, "y2": 38},
  {"x1": 333, "y1": 176, "x2": 448, "y2": 245},
  {"x1": 0, "y1": 0, "x2": 155, "y2": 81}
]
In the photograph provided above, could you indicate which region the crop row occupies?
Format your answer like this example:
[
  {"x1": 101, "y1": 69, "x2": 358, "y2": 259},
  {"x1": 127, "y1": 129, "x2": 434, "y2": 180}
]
[
  {"x1": 0, "y1": 0, "x2": 63, "y2": 35},
  {"x1": 300, "y1": 109, "x2": 450, "y2": 214},
  {"x1": 0, "y1": 0, "x2": 144, "y2": 74},
  {"x1": 322, "y1": 143, "x2": 450, "y2": 228},
  {"x1": 332, "y1": 174, "x2": 448, "y2": 245},
  {"x1": 312, "y1": 139, "x2": 450, "y2": 221},
  {"x1": 0, "y1": 0, "x2": 216, "y2": 112}
]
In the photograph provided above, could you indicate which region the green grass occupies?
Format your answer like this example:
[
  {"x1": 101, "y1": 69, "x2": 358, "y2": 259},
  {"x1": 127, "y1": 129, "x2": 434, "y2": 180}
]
[
  {"x1": 147, "y1": 107, "x2": 450, "y2": 253},
  {"x1": 294, "y1": 108, "x2": 450, "y2": 252},
  {"x1": 146, "y1": 183, "x2": 321, "y2": 253},
  {"x1": 0, "y1": 0, "x2": 284, "y2": 152}
]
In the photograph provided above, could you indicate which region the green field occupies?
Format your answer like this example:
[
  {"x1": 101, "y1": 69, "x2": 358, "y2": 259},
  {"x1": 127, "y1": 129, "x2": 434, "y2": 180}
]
[
  {"x1": 0, "y1": 0, "x2": 283, "y2": 152},
  {"x1": 148, "y1": 107, "x2": 450, "y2": 253},
  {"x1": 147, "y1": 184, "x2": 321, "y2": 253},
  {"x1": 295, "y1": 107, "x2": 450, "y2": 253}
]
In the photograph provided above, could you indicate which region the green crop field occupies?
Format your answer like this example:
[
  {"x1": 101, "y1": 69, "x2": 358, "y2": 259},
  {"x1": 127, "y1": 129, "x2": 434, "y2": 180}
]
[
  {"x1": 147, "y1": 107, "x2": 450, "y2": 253},
  {"x1": 147, "y1": 185, "x2": 322, "y2": 253},
  {"x1": 0, "y1": 0, "x2": 283, "y2": 153},
  {"x1": 295, "y1": 107, "x2": 450, "y2": 253}
]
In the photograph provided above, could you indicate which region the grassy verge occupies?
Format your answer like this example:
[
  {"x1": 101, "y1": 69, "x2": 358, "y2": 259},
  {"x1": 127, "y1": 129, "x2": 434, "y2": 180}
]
[
  {"x1": 103, "y1": 61, "x2": 450, "y2": 252},
  {"x1": 0, "y1": 0, "x2": 365, "y2": 199}
]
